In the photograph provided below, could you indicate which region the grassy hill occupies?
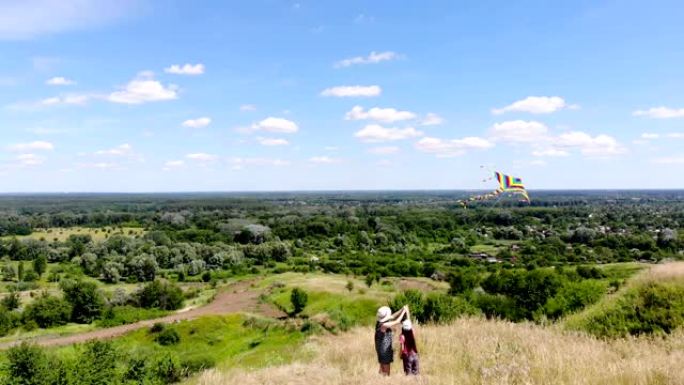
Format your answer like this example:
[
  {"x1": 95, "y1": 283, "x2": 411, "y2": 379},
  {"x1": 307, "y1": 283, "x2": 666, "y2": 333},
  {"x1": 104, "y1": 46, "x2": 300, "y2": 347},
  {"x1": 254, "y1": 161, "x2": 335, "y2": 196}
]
[
  {"x1": 193, "y1": 264, "x2": 684, "y2": 385},
  {"x1": 195, "y1": 316, "x2": 684, "y2": 385}
]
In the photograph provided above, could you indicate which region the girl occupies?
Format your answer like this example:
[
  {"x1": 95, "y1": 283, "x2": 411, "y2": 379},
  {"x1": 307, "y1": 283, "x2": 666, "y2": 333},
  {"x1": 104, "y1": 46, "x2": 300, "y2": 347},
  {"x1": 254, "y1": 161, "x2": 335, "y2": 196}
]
[
  {"x1": 400, "y1": 310, "x2": 419, "y2": 375},
  {"x1": 375, "y1": 305, "x2": 407, "y2": 376}
]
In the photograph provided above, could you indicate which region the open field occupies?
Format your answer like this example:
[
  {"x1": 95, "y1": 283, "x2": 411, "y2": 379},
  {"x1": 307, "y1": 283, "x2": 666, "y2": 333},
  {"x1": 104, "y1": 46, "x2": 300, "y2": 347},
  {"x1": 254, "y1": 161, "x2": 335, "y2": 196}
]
[{"x1": 1, "y1": 226, "x2": 145, "y2": 242}]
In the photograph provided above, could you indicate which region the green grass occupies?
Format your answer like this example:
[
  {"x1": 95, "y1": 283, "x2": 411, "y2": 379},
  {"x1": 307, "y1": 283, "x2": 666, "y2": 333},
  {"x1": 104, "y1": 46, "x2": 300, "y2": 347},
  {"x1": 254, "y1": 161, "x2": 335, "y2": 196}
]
[{"x1": 1, "y1": 226, "x2": 145, "y2": 242}]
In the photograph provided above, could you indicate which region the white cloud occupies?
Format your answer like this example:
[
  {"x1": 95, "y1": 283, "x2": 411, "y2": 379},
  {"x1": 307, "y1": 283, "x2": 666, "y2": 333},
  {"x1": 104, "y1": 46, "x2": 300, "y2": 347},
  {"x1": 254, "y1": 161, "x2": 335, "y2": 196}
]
[
  {"x1": 108, "y1": 73, "x2": 178, "y2": 104},
  {"x1": 641, "y1": 133, "x2": 660, "y2": 139},
  {"x1": 531, "y1": 148, "x2": 569, "y2": 157},
  {"x1": 554, "y1": 131, "x2": 625, "y2": 156},
  {"x1": 16, "y1": 153, "x2": 44, "y2": 166},
  {"x1": 257, "y1": 137, "x2": 289, "y2": 146},
  {"x1": 8, "y1": 141, "x2": 54, "y2": 151},
  {"x1": 345, "y1": 105, "x2": 416, "y2": 123},
  {"x1": 334, "y1": 51, "x2": 399, "y2": 68},
  {"x1": 324, "y1": 146, "x2": 339, "y2": 151},
  {"x1": 354, "y1": 124, "x2": 423, "y2": 142},
  {"x1": 368, "y1": 146, "x2": 400, "y2": 155},
  {"x1": 652, "y1": 156, "x2": 684, "y2": 164},
  {"x1": 489, "y1": 120, "x2": 549, "y2": 143},
  {"x1": 182, "y1": 117, "x2": 211, "y2": 128},
  {"x1": 164, "y1": 160, "x2": 185, "y2": 168},
  {"x1": 415, "y1": 136, "x2": 494, "y2": 157},
  {"x1": 321, "y1": 85, "x2": 381, "y2": 97},
  {"x1": 230, "y1": 157, "x2": 290, "y2": 169},
  {"x1": 46, "y1": 77, "x2": 75, "y2": 86},
  {"x1": 633, "y1": 107, "x2": 684, "y2": 119},
  {"x1": 240, "y1": 104, "x2": 256, "y2": 111},
  {"x1": 421, "y1": 113, "x2": 444, "y2": 126},
  {"x1": 308, "y1": 156, "x2": 341, "y2": 164},
  {"x1": 250, "y1": 117, "x2": 299, "y2": 133},
  {"x1": 492, "y1": 96, "x2": 574, "y2": 115},
  {"x1": 0, "y1": 0, "x2": 137, "y2": 40},
  {"x1": 40, "y1": 94, "x2": 90, "y2": 106},
  {"x1": 95, "y1": 144, "x2": 132, "y2": 156},
  {"x1": 667, "y1": 133, "x2": 684, "y2": 138},
  {"x1": 186, "y1": 153, "x2": 218, "y2": 162},
  {"x1": 164, "y1": 63, "x2": 205, "y2": 75}
]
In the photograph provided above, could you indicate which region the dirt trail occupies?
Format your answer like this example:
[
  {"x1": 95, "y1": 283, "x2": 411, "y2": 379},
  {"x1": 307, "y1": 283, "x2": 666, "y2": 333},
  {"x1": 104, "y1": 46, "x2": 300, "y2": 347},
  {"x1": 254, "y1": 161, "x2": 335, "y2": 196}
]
[{"x1": 0, "y1": 279, "x2": 285, "y2": 349}]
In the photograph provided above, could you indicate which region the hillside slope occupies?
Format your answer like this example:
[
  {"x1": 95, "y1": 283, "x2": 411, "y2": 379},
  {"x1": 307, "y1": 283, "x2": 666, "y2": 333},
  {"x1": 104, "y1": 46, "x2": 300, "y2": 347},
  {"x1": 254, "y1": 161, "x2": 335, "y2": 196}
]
[{"x1": 195, "y1": 316, "x2": 684, "y2": 385}]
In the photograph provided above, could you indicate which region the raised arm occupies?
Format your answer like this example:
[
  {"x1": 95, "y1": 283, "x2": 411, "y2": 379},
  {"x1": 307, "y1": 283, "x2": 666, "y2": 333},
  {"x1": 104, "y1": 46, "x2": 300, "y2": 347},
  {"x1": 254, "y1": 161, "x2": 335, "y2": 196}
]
[{"x1": 381, "y1": 306, "x2": 407, "y2": 331}]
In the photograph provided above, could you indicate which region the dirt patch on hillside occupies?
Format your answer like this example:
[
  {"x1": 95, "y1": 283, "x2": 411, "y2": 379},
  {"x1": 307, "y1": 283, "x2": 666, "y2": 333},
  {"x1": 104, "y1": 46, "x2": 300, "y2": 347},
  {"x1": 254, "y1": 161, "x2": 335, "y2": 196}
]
[{"x1": 0, "y1": 279, "x2": 285, "y2": 349}]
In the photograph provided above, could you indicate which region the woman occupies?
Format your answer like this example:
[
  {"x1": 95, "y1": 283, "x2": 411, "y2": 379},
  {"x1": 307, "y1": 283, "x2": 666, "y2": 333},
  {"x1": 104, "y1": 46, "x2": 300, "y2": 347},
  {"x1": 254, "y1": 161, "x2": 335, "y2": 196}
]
[{"x1": 374, "y1": 305, "x2": 407, "y2": 376}]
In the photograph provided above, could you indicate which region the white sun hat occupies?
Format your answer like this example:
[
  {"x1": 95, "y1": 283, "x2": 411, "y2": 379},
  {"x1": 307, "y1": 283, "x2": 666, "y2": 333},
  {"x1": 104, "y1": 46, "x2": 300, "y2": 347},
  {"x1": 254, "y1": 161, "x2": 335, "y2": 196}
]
[
  {"x1": 402, "y1": 319, "x2": 413, "y2": 331},
  {"x1": 376, "y1": 306, "x2": 392, "y2": 323}
]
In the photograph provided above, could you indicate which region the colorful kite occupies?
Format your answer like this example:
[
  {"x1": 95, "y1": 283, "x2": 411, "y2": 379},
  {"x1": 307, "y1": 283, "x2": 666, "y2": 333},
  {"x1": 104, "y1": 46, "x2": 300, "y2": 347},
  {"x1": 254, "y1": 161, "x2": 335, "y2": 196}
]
[{"x1": 458, "y1": 170, "x2": 530, "y2": 207}]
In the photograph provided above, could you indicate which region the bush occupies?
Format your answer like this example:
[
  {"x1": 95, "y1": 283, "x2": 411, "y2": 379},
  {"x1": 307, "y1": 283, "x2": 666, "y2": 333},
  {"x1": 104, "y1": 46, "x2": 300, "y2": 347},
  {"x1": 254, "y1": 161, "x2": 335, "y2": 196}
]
[
  {"x1": 424, "y1": 293, "x2": 480, "y2": 323},
  {"x1": 389, "y1": 290, "x2": 426, "y2": 322},
  {"x1": 579, "y1": 282, "x2": 684, "y2": 337},
  {"x1": 1, "y1": 288, "x2": 21, "y2": 310},
  {"x1": 201, "y1": 271, "x2": 212, "y2": 282},
  {"x1": 153, "y1": 352, "x2": 182, "y2": 384},
  {"x1": 74, "y1": 340, "x2": 119, "y2": 385},
  {"x1": 180, "y1": 355, "x2": 215, "y2": 375},
  {"x1": 543, "y1": 280, "x2": 606, "y2": 319},
  {"x1": 5, "y1": 343, "x2": 50, "y2": 385},
  {"x1": 290, "y1": 287, "x2": 308, "y2": 315},
  {"x1": 0, "y1": 308, "x2": 19, "y2": 336},
  {"x1": 155, "y1": 327, "x2": 181, "y2": 346},
  {"x1": 135, "y1": 280, "x2": 184, "y2": 310},
  {"x1": 23, "y1": 293, "x2": 71, "y2": 328},
  {"x1": 60, "y1": 279, "x2": 105, "y2": 323},
  {"x1": 98, "y1": 306, "x2": 168, "y2": 328},
  {"x1": 448, "y1": 269, "x2": 480, "y2": 295},
  {"x1": 150, "y1": 322, "x2": 166, "y2": 333}
]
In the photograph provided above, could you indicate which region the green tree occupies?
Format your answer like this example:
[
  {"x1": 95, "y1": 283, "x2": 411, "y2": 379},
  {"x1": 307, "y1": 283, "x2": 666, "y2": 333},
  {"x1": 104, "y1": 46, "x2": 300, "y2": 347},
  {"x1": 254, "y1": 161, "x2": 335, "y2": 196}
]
[
  {"x1": 17, "y1": 261, "x2": 24, "y2": 282},
  {"x1": 33, "y1": 254, "x2": 47, "y2": 277},
  {"x1": 290, "y1": 287, "x2": 308, "y2": 315},
  {"x1": 74, "y1": 340, "x2": 119, "y2": 385},
  {"x1": 60, "y1": 280, "x2": 105, "y2": 323},
  {"x1": 5, "y1": 343, "x2": 49, "y2": 385},
  {"x1": 135, "y1": 280, "x2": 184, "y2": 310},
  {"x1": 23, "y1": 293, "x2": 71, "y2": 328}
]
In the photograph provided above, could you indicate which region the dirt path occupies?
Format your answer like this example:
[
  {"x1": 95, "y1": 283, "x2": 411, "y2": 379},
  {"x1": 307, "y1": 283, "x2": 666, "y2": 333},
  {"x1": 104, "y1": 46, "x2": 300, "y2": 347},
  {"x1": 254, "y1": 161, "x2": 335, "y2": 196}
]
[{"x1": 0, "y1": 279, "x2": 285, "y2": 349}]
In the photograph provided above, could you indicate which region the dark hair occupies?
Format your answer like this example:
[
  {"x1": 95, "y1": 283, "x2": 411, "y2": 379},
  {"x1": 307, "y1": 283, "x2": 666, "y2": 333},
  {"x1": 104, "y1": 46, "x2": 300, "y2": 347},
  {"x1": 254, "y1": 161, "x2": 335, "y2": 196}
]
[{"x1": 402, "y1": 329, "x2": 418, "y2": 354}]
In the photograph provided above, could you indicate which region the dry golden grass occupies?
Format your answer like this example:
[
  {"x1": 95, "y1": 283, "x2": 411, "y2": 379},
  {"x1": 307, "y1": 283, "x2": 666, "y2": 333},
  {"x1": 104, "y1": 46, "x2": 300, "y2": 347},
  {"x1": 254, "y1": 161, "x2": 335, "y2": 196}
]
[
  {"x1": 196, "y1": 317, "x2": 684, "y2": 385},
  {"x1": 637, "y1": 262, "x2": 684, "y2": 283}
]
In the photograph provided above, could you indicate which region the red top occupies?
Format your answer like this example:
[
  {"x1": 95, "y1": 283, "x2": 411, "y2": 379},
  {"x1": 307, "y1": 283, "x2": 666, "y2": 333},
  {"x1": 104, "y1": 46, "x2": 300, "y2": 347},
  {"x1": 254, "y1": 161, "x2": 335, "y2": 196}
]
[{"x1": 400, "y1": 330, "x2": 418, "y2": 357}]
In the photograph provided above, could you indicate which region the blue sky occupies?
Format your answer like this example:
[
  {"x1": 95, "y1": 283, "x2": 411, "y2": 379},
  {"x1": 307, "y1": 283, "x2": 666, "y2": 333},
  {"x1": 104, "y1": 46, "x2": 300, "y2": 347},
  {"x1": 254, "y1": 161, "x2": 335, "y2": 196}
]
[{"x1": 1, "y1": 0, "x2": 684, "y2": 192}]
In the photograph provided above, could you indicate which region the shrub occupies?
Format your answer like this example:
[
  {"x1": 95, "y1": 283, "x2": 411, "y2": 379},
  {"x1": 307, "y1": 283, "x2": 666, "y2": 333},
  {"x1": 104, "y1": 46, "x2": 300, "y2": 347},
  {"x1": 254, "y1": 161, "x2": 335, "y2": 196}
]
[
  {"x1": 543, "y1": 280, "x2": 606, "y2": 319},
  {"x1": 98, "y1": 306, "x2": 168, "y2": 328},
  {"x1": 201, "y1": 271, "x2": 212, "y2": 282},
  {"x1": 5, "y1": 343, "x2": 50, "y2": 385},
  {"x1": 74, "y1": 340, "x2": 119, "y2": 385},
  {"x1": 150, "y1": 322, "x2": 166, "y2": 333},
  {"x1": 135, "y1": 280, "x2": 184, "y2": 310},
  {"x1": 424, "y1": 293, "x2": 480, "y2": 323},
  {"x1": 389, "y1": 290, "x2": 426, "y2": 322},
  {"x1": 60, "y1": 279, "x2": 105, "y2": 323},
  {"x1": 180, "y1": 355, "x2": 215, "y2": 376},
  {"x1": 153, "y1": 352, "x2": 182, "y2": 384},
  {"x1": 448, "y1": 268, "x2": 480, "y2": 295},
  {"x1": 1, "y1": 288, "x2": 21, "y2": 310},
  {"x1": 290, "y1": 287, "x2": 308, "y2": 315},
  {"x1": 23, "y1": 293, "x2": 71, "y2": 328},
  {"x1": 155, "y1": 327, "x2": 181, "y2": 346}
]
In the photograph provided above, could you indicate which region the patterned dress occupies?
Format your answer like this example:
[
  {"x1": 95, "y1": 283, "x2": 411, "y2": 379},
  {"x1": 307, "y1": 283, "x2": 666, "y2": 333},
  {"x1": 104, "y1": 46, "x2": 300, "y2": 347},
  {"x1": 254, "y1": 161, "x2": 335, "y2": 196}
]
[{"x1": 375, "y1": 322, "x2": 394, "y2": 364}]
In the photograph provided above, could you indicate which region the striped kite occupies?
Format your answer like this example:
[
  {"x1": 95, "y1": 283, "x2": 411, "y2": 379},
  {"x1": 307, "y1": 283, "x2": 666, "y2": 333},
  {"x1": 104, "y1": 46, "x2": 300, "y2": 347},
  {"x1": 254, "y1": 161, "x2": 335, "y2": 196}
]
[{"x1": 458, "y1": 170, "x2": 530, "y2": 207}]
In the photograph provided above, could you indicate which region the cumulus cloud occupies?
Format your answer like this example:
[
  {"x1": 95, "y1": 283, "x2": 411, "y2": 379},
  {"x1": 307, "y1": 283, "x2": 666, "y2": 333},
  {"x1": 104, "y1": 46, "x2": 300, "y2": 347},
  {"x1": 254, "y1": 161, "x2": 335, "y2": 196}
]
[
  {"x1": 95, "y1": 144, "x2": 132, "y2": 156},
  {"x1": 185, "y1": 153, "x2": 218, "y2": 161},
  {"x1": 40, "y1": 94, "x2": 90, "y2": 106},
  {"x1": 321, "y1": 85, "x2": 381, "y2": 97},
  {"x1": 633, "y1": 107, "x2": 684, "y2": 119},
  {"x1": 415, "y1": 136, "x2": 494, "y2": 157},
  {"x1": 345, "y1": 105, "x2": 416, "y2": 123},
  {"x1": 108, "y1": 73, "x2": 178, "y2": 104},
  {"x1": 421, "y1": 113, "x2": 444, "y2": 126},
  {"x1": 164, "y1": 63, "x2": 205, "y2": 75},
  {"x1": 531, "y1": 148, "x2": 569, "y2": 157},
  {"x1": 368, "y1": 146, "x2": 400, "y2": 155},
  {"x1": 230, "y1": 157, "x2": 290, "y2": 169},
  {"x1": 8, "y1": 141, "x2": 54, "y2": 151},
  {"x1": 354, "y1": 124, "x2": 423, "y2": 142},
  {"x1": 489, "y1": 120, "x2": 549, "y2": 143},
  {"x1": 257, "y1": 137, "x2": 289, "y2": 146},
  {"x1": 164, "y1": 160, "x2": 185, "y2": 168},
  {"x1": 334, "y1": 51, "x2": 399, "y2": 68},
  {"x1": 249, "y1": 117, "x2": 299, "y2": 133},
  {"x1": 308, "y1": 156, "x2": 341, "y2": 164},
  {"x1": 182, "y1": 117, "x2": 211, "y2": 128},
  {"x1": 46, "y1": 76, "x2": 75, "y2": 86},
  {"x1": 16, "y1": 153, "x2": 44, "y2": 166},
  {"x1": 554, "y1": 131, "x2": 625, "y2": 157},
  {"x1": 492, "y1": 96, "x2": 575, "y2": 115}
]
